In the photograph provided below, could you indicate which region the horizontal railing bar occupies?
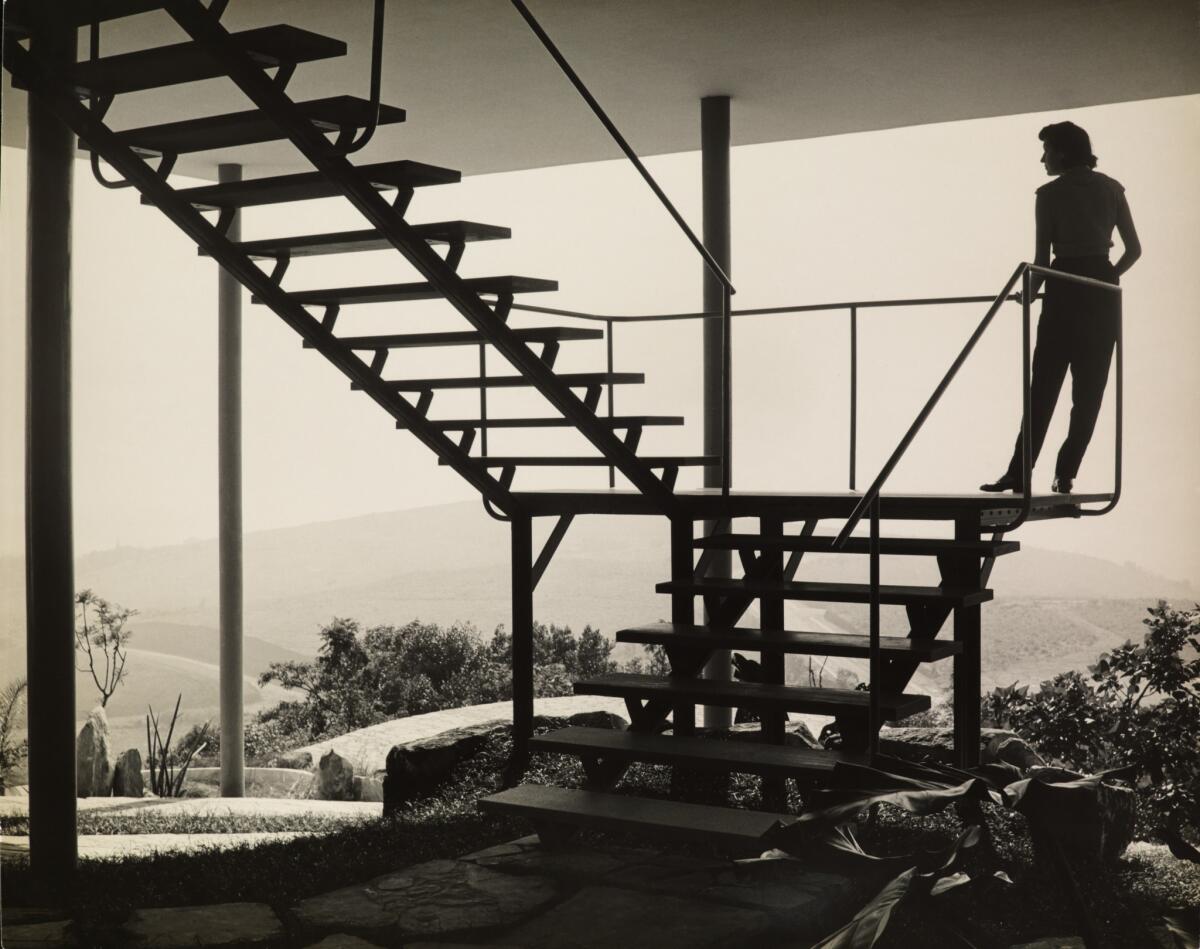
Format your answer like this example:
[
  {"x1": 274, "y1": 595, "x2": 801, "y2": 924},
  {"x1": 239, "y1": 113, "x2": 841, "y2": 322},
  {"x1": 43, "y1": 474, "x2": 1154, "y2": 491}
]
[
  {"x1": 501, "y1": 294, "x2": 1024, "y2": 325},
  {"x1": 1026, "y1": 263, "x2": 1124, "y2": 292}
]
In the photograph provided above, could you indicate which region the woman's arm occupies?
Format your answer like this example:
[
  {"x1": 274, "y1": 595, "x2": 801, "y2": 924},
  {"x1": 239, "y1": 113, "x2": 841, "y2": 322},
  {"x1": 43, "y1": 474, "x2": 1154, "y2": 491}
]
[
  {"x1": 1113, "y1": 192, "x2": 1141, "y2": 278},
  {"x1": 1024, "y1": 191, "x2": 1052, "y2": 301}
]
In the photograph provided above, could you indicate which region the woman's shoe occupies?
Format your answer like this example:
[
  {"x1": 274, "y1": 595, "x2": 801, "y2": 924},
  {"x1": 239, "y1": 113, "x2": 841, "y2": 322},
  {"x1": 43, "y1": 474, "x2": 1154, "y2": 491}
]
[
  {"x1": 980, "y1": 474, "x2": 1019, "y2": 492},
  {"x1": 1051, "y1": 476, "x2": 1074, "y2": 494}
]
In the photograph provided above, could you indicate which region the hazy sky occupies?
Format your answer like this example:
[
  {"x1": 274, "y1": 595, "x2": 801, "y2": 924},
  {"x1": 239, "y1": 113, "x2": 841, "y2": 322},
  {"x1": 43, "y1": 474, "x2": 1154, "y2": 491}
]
[{"x1": 2, "y1": 94, "x2": 1198, "y2": 583}]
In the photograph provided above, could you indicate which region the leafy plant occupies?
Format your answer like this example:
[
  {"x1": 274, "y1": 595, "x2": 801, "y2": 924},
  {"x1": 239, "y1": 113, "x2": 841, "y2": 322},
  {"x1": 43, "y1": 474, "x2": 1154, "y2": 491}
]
[
  {"x1": 74, "y1": 589, "x2": 136, "y2": 707},
  {"x1": 0, "y1": 677, "x2": 28, "y2": 791},
  {"x1": 146, "y1": 695, "x2": 208, "y2": 797},
  {"x1": 982, "y1": 601, "x2": 1200, "y2": 838}
]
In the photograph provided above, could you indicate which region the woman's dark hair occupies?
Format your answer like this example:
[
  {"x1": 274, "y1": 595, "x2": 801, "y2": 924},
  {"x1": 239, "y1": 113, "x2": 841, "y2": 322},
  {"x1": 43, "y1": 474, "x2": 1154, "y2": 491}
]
[{"x1": 1039, "y1": 121, "x2": 1097, "y2": 169}]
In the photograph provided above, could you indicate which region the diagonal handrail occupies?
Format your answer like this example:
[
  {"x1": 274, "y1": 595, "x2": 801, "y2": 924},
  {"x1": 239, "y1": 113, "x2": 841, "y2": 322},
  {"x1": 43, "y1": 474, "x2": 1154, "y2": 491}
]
[
  {"x1": 509, "y1": 0, "x2": 735, "y2": 493},
  {"x1": 835, "y1": 262, "x2": 1123, "y2": 547}
]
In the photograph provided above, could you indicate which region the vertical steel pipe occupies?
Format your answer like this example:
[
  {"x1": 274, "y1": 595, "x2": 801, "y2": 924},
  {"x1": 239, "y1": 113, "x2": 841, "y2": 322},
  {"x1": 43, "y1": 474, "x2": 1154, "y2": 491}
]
[
  {"x1": 849, "y1": 306, "x2": 858, "y2": 491},
  {"x1": 867, "y1": 497, "x2": 881, "y2": 760},
  {"x1": 479, "y1": 343, "x2": 488, "y2": 456},
  {"x1": 24, "y1": 10, "x2": 79, "y2": 891},
  {"x1": 606, "y1": 319, "x2": 615, "y2": 488},
  {"x1": 218, "y1": 163, "x2": 244, "y2": 798},
  {"x1": 511, "y1": 516, "x2": 534, "y2": 767},
  {"x1": 1021, "y1": 270, "x2": 1033, "y2": 502},
  {"x1": 701, "y1": 95, "x2": 732, "y2": 728}
]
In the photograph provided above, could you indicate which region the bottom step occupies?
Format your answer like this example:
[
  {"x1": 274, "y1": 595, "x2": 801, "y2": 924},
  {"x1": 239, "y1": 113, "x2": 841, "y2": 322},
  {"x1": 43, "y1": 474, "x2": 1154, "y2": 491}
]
[
  {"x1": 480, "y1": 785, "x2": 793, "y2": 852},
  {"x1": 532, "y1": 727, "x2": 864, "y2": 778}
]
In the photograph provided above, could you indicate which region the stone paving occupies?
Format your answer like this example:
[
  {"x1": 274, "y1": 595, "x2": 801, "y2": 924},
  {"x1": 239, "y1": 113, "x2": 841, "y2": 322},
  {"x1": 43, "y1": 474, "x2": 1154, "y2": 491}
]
[{"x1": 0, "y1": 833, "x2": 875, "y2": 948}]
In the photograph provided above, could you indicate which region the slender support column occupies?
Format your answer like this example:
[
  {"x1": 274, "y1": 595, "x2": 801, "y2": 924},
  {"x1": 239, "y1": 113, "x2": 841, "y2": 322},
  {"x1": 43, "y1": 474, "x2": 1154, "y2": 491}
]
[
  {"x1": 510, "y1": 515, "x2": 534, "y2": 773},
  {"x1": 759, "y1": 516, "x2": 786, "y2": 805},
  {"x1": 24, "y1": 12, "x2": 79, "y2": 893},
  {"x1": 670, "y1": 516, "x2": 696, "y2": 735},
  {"x1": 701, "y1": 95, "x2": 733, "y2": 728},
  {"x1": 951, "y1": 514, "x2": 982, "y2": 767},
  {"x1": 218, "y1": 164, "x2": 244, "y2": 797}
]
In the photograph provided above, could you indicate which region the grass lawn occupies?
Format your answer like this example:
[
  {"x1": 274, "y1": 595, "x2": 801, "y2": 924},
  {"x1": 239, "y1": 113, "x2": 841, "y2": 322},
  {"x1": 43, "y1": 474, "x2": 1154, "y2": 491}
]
[{"x1": 3, "y1": 723, "x2": 1197, "y2": 949}]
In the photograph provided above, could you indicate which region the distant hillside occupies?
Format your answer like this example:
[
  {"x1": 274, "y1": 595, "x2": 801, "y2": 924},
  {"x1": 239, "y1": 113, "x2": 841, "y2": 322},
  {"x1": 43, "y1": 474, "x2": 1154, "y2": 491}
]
[{"x1": 2, "y1": 501, "x2": 1195, "y2": 736}]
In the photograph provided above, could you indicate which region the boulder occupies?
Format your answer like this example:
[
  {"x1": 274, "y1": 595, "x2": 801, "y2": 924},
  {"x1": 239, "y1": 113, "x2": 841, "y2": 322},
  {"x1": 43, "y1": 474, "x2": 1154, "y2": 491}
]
[
  {"x1": 75, "y1": 707, "x2": 112, "y2": 798},
  {"x1": 985, "y1": 734, "x2": 1046, "y2": 771},
  {"x1": 1018, "y1": 767, "x2": 1137, "y2": 862},
  {"x1": 271, "y1": 750, "x2": 313, "y2": 770},
  {"x1": 354, "y1": 773, "x2": 385, "y2": 803},
  {"x1": 383, "y1": 721, "x2": 508, "y2": 814},
  {"x1": 112, "y1": 748, "x2": 144, "y2": 798},
  {"x1": 567, "y1": 710, "x2": 629, "y2": 731},
  {"x1": 316, "y1": 750, "x2": 357, "y2": 801},
  {"x1": 877, "y1": 725, "x2": 1020, "y2": 763}
]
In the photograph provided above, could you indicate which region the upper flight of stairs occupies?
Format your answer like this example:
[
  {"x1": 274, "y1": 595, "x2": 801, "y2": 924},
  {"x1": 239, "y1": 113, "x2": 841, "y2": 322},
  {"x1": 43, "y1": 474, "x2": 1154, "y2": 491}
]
[
  {"x1": 5, "y1": 1, "x2": 1113, "y2": 858},
  {"x1": 4, "y1": 0, "x2": 704, "y2": 506}
]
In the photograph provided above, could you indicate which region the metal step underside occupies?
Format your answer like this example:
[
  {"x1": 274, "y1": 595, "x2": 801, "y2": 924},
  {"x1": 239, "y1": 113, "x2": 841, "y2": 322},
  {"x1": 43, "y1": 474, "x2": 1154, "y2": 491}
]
[
  {"x1": 440, "y1": 456, "x2": 715, "y2": 468},
  {"x1": 574, "y1": 673, "x2": 931, "y2": 720},
  {"x1": 277, "y1": 275, "x2": 556, "y2": 305},
  {"x1": 222, "y1": 222, "x2": 507, "y2": 259},
  {"x1": 616, "y1": 622, "x2": 962, "y2": 660},
  {"x1": 655, "y1": 578, "x2": 992, "y2": 608},
  {"x1": 358, "y1": 371, "x2": 641, "y2": 392},
  {"x1": 167, "y1": 160, "x2": 457, "y2": 210},
  {"x1": 397, "y1": 416, "x2": 684, "y2": 431},
  {"x1": 315, "y1": 327, "x2": 601, "y2": 350},
  {"x1": 694, "y1": 533, "x2": 1019, "y2": 557},
  {"x1": 87, "y1": 96, "x2": 405, "y2": 156}
]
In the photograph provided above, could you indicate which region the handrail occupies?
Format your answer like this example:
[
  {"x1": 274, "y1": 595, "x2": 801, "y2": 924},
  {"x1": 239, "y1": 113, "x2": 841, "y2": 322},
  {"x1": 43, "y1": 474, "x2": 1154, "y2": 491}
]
[
  {"x1": 509, "y1": 0, "x2": 735, "y2": 492},
  {"x1": 509, "y1": 0, "x2": 733, "y2": 295},
  {"x1": 835, "y1": 262, "x2": 1123, "y2": 546},
  {"x1": 501, "y1": 293, "x2": 1018, "y2": 323}
]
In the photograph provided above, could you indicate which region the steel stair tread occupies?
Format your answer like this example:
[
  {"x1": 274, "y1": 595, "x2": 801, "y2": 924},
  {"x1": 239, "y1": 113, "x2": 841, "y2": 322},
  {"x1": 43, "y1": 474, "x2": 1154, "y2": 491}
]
[
  {"x1": 85, "y1": 96, "x2": 405, "y2": 156},
  {"x1": 531, "y1": 726, "x2": 865, "y2": 777},
  {"x1": 440, "y1": 456, "x2": 716, "y2": 468},
  {"x1": 478, "y1": 785, "x2": 794, "y2": 850},
  {"x1": 165, "y1": 160, "x2": 459, "y2": 211},
  {"x1": 357, "y1": 372, "x2": 643, "y2": 392},
  {"x1": 6, "y1": 0, "x2": 162, "y2": 33},
  {"x1": 312, "y1": 327, "x2": 601, "y2": 350},
  {"x1": 574, "y1": 673, "x2": 931, "y2": 719},
  {"x1": 52, "y1": 26, "x2": 346, "y2": 97},
  {"x1": 275, "y1": 275, "x2": 557, "y2": 305},
  {"x1": 397, "y1": 416, "x2": 685, "y2": 431},
  {"x1": 654, "y1": 578, "x2": 992, "y2": 608},
  {"x1": 693, "y1": 533, "x2": 1019, "y2": 557},
  {"x1": 217, "y1": 222, "x2": 508, "y2": 259},
  {"x1": 616, "y1": 622, "x2": 962, "y2": 660}
]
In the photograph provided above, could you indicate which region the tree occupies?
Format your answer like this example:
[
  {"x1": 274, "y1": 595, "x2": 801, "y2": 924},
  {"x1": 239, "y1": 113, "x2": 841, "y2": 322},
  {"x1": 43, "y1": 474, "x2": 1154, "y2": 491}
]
[
  {"x1": 0, "y1": 677, "x2": 28, "y2": 791},
  {"x1": 74, "y1": 589, "x2": 136, "y2": 707},
  {"x1": 982, "y1": 600, "x2": 1200, "y2": 837}
]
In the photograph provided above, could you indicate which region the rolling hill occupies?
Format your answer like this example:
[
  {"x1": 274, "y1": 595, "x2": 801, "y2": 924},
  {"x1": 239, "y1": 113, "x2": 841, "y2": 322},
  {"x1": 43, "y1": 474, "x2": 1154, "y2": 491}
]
[{"x1": 2, "y1": 500, "x2": 1195, "y2": 748}]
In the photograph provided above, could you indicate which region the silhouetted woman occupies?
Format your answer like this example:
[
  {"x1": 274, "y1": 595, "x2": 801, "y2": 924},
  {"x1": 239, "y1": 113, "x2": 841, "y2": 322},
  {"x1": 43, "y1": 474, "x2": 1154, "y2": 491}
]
[{"x1": 982, "y1": 121, "x2": 1140, "y2": 494}]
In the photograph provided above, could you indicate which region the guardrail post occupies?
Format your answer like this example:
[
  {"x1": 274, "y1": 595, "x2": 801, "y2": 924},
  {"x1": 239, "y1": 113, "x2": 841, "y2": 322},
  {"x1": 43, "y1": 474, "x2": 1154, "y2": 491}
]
[
  {"x1": 867, "y1": 497, "x2": 881, "y2": 760},
  {"x1": 1020, "y1": 268, "x2": 1033, "y2": 502},
  {"x1": 849, "y1": 305, "x2": 858, "y2": 491},
  {"x1": 606, "y1": 319, "x2": 615, "y2": 488}
]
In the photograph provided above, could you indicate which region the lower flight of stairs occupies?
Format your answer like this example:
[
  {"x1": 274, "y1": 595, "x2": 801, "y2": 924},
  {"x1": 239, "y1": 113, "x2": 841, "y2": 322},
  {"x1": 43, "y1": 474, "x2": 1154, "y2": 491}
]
[{"x1": 480, "y1": 511, "x2": 1014, "y2": 851}]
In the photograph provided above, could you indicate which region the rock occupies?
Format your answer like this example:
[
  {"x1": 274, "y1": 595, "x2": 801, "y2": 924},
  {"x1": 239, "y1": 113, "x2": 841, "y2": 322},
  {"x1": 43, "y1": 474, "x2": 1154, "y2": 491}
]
[
  {"x1": 122, "y1": 903, "x2": 284, "y2": 947},
  {"x1": 272, "y1": 750, "x2": 314, "y2": 770},
  {"x1": 877, "y1": 725, "x2": 1019, "y2": 763},
  {"x1": 292, "y1": 858, "x2": 558, "y2": 940},
  {"x1": 499, "y1": 884, "x2": 773, "y2": 949},
  {"x1": 383, "y1": 720, "x2": 508, "y2": 813},
  {"x1": 1018, "y1": 769, "x2": 1137, "y2": 862},
  {"x1": 75, "y1": 707, "x2": 112, "y2": 798},
  {"x1": 317, "y1": 750, "x2": 357, "y2": 801},
  {"x1": 1009, "y1": 939, "x2": 1086, "y2": 948},
  {"x1": 353, "y1": 773, "x2": 384, "y2": 803},
  {"x1": 302, "y1": 936, "x2": 386, "y2": 949},
  {"x1": 112, "y1": 748, "x2": 144, "y2": 797},
  {"x1": 1, "y1": 919, "x2": 77, "y2": 948},
  {"x1": 567, "y1": 710, "x2": 628, "y2": 730},
  {"x1": 985, "y1": 735, "x2": 1046, "y2": 772},
  {"x1": 719, "y1": 721, "x2": 821, "y2": 749}
]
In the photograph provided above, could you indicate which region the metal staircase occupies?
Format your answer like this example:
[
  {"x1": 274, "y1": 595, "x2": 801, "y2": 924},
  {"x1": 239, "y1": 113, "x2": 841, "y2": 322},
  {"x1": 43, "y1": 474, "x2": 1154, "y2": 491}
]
[{"x1": 6, "y1": 0, "x2": 1121, "y2": 854}]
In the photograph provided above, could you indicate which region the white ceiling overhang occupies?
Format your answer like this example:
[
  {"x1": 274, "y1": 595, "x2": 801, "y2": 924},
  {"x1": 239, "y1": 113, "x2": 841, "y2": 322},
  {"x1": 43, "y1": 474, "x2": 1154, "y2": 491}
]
[{"x1": 2, "y1": 0, "x2": 1198, "y2": 178}]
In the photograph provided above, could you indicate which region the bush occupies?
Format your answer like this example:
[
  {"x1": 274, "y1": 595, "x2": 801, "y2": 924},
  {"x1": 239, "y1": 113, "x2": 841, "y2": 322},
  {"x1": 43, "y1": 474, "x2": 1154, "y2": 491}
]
[
  {"x1": 253, "y1": 617, "x2": 628, "y2": 750},
  {"x1": 982, "y1": 601, "x2": 1200, "y2": 839}
]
